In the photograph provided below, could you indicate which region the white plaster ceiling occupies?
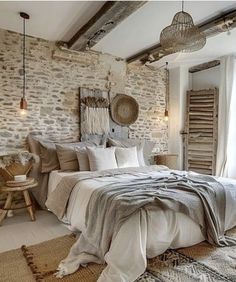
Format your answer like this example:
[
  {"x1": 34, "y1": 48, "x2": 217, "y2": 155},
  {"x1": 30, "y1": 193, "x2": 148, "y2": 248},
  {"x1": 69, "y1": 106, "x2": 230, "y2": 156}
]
[
  {"x1": 93, "y1": 1, "x2": 236, "y2": 57},
  {"x1": 93, "y1": 1, "x2": 236, "y2": 67},
  {"x1": 0, "y1": 1, "x2": 236, "y2": 67},
  {"x1": 0, "y1": 1, "x2": 105, "y2": 41}
]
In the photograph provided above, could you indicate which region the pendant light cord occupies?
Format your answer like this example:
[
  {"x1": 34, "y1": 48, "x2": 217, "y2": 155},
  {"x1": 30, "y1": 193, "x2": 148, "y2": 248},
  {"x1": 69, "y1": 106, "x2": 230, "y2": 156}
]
[
  {"x1": 23, "y1": 17, "x2": 26, "y2": 99},
  {"x1": 182, "y1": 0, "x2": 184, "y2": 12},
  {"x1": 165, "y1": 62, "x2": 169, "y2": 111}
]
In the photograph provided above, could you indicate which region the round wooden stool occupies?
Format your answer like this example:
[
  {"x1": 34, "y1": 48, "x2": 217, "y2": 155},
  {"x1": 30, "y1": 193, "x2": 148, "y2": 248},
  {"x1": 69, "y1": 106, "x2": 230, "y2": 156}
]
[{"x1": 0, "y1": 179, "x2": 38, "y2": 225}]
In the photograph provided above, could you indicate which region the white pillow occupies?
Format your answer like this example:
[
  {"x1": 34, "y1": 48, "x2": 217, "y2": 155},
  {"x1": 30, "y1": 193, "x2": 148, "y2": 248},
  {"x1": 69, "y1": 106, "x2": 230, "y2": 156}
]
[
  {"x1": 108, "y1": 138, "x2": 152, "y2": 166},
  {"x1": 115, "y1": 147, "x2": 140, "y2": 168},
  {"x1": 136, "y1": 142, "x2": 145, "y2": 166},
  {"x1": 76, "y1": 147, "x2": 90, "y2": 171},
  {"x1": 86, "y1": 147, "x2": 118, "y2": 171}
]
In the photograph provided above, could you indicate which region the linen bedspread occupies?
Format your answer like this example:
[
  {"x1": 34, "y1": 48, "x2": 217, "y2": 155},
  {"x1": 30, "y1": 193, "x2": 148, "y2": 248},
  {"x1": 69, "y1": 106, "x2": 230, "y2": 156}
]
[{"x1": 46, "y1": 166, "x2": 236, "y2": 281}]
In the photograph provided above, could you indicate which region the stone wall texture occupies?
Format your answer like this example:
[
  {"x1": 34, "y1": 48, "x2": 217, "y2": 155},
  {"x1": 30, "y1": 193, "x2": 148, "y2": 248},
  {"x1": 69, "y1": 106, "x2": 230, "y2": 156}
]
[{"x1": 0, "y1": 28, "x2": 168, "y2": 154}]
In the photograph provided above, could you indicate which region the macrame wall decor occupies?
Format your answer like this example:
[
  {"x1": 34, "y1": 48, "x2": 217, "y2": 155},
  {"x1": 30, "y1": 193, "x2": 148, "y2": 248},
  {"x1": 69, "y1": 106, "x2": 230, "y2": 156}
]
[
  {"x1": 79, "y1": 87, "x2": 129, "y2": 143},
  {"x1": 81, "y1": 96, "x2": 110, "y2": 135}
]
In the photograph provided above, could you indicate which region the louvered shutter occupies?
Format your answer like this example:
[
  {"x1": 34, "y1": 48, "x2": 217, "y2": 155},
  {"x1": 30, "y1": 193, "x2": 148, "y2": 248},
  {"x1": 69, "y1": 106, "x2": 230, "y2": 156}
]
[{"x1": 185, "y1": 89, "x2": 218, "y2": 175}]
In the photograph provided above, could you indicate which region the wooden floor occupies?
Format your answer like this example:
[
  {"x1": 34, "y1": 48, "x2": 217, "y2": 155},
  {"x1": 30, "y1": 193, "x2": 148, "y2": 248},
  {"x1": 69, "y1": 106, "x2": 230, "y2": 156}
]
[{"x1": 0, "y1": 210, "x2": 71, "y2": 253}]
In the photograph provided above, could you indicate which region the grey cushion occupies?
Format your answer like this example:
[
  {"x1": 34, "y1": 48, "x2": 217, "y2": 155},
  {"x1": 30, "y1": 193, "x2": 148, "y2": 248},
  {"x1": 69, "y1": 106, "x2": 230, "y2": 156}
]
[
  {"x1": 39, "y1": 141, "x2": 60, "y2": 173},
  {"x1": 27, "y1": 134, "x2": 50, "y2": 209},
  {"x1": 76, "y1": 147, "x2": 90, "y2": 171},
  {"x1": 56, "y1": 144, "x2": 80, "y2": 172},
  {"x1": 56, "y1": 141, "x2": 97, "y2": 171},
  {"x1": 27, "y1": 134, "x2": 44, "y2": 156},
  {"x1": 76, "y1": 144, "x2": 106, "y2": 171}
]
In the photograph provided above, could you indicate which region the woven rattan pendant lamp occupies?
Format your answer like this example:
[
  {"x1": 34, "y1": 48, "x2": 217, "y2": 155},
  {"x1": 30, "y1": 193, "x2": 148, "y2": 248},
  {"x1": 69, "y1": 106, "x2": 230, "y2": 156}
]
[{"x1": 160, "y1": 1, "x2": 206, "y2": 53}]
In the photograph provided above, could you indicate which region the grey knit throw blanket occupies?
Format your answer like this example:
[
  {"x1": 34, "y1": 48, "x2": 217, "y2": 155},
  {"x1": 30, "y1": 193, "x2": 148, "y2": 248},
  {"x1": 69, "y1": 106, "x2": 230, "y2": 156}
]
[
  {"x1": 46, "y1": 166, "x2": 236, "y2": 263},
  {"x1": 82, "y1": 172, "x2": 236, "y2": 260}
]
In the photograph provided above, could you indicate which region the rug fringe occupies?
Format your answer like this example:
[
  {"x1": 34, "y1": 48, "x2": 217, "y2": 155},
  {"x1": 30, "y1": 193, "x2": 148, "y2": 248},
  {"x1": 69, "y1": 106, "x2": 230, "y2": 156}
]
[{"x1": 21, "y1": 244, "x2": 50, "y2": 281}]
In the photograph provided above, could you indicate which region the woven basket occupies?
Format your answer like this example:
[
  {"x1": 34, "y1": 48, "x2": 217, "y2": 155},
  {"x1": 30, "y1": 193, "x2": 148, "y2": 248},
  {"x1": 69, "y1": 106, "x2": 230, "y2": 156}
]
[
  {"x1": 110, "y1": 94, "x2": 139, "y2": 126},
  {"x1": 0, "y1": 161, "x2": 33, "y2": 182}
]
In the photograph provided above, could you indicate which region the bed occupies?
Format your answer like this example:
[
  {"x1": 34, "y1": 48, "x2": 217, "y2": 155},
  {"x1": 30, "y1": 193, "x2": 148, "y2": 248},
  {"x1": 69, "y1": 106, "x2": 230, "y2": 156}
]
[{"x1": 46, "y1": 166, "x2": 236, "y2": 282}]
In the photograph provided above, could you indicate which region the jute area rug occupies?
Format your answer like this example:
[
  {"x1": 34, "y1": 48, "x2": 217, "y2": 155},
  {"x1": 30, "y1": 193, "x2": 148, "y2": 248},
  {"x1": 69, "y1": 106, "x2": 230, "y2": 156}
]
[{"x1": 1, "y1": 227, "x2": 236, "y2": 282}]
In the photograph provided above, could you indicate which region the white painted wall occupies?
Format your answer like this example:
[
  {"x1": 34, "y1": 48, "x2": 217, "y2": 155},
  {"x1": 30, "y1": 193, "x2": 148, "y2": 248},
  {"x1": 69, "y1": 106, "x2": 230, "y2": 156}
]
[
  {"x1": 168, "y1": 66, "x2": 191, "y2": 170},
  {"x1": 191, "y1": 65, "x2": 220, "y2": 90},
  {"x1": 169, "y1": 64, "x2": 220, "y2": 170}
]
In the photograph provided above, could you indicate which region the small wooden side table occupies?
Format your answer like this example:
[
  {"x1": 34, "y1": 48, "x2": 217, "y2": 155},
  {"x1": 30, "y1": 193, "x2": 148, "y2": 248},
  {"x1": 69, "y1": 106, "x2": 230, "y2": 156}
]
[
  {"x1": 154, "y1": 154, "x2": 178, "y2": 170},
  {"x1": 0, "y1": 179, "x2": 38, "y2": 225}
]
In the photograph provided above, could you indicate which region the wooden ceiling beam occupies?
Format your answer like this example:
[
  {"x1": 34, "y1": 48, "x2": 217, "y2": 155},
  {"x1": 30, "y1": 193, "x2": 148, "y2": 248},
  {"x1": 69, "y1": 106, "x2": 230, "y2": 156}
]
[
  {"x1": 65, "y1": 1, "x2": 146, "y2": 51},
  {"x1": 127, "y1": 8, "x2": 236, "y2": 64},
  {"x1": 189, "y1": 60, "x2": 220, "y2": 73}
]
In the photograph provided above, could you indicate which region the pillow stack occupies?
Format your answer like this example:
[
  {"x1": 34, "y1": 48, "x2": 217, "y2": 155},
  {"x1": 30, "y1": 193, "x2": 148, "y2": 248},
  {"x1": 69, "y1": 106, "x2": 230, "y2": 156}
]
[
  {"x1": 46, "y1": 142, "x2": 100, "y2": 172},
  {"x1": 28, "y1": 134, "x2": 155, "y2": 173},
  {"x1": 107, "y1": 137, "x2": 155, "y2": 166},
  {"x1": 80, "y1": 145, "x2": 143, "y2": 171},
  {"x1": 32, "y1": 137, "x2": 101, "y2": 173}
]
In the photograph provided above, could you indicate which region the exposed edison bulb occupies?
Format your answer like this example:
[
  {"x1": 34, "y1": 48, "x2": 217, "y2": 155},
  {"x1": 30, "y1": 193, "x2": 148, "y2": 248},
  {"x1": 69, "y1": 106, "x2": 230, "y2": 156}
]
[
  {"x1": 20, "y1": 97, "x2": 27, "y2": 116},
  {"x1": 164, "y1": 109, "x2": 169, "y2": 122},
  {"x1": 20, "y1": 108, "x2": 27, "y2": 116}
]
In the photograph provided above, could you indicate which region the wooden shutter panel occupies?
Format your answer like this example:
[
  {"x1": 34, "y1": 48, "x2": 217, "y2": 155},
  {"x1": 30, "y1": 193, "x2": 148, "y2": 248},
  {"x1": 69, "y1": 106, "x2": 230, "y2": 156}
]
[{"x1": 184, "y1": 89, "x2": 218, "y2": 175}]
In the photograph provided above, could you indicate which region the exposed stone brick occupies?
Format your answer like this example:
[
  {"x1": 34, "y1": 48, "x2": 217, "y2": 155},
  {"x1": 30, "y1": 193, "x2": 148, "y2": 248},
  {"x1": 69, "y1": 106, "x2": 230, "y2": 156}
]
[{"x1": 0, "y1": 28, "x2": 168, "y2": 154}]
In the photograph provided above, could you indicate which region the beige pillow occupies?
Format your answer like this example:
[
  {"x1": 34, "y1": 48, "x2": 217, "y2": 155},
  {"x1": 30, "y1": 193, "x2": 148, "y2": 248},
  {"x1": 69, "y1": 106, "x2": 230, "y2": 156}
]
[
  {"x1": 56, "y1": 144, "x2": 79, "y2": 171},
  {"x1": 39, "y1": 141, "x2": 60, "y2": 173},
  {"x1": 56, "y1": 141, "x2": 98, "y2": 171},
  {"x1": 27, "y1": 134, "x2": 42, "y2": 156},
  {"x1": 76, "y1": 147, "x2": 90, "y2": 171},
  {"x1": 86, "y1": 147, "x2": 118, "y2": 171},
  {"x1": 115, "y1": 147, "x2": 139, "y2": 168}
]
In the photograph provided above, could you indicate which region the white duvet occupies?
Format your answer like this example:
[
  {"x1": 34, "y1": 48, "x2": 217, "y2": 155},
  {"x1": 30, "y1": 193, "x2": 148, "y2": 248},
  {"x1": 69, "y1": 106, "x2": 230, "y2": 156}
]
[{"x1": 48, "y1": 170, "x2": 236, "y2": 282}]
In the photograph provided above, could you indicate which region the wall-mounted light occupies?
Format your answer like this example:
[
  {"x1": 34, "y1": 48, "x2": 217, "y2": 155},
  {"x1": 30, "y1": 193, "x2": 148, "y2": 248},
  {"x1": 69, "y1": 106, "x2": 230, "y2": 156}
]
[{"x1": 19, "y1": 12, "x2": 30, "y2": 115}]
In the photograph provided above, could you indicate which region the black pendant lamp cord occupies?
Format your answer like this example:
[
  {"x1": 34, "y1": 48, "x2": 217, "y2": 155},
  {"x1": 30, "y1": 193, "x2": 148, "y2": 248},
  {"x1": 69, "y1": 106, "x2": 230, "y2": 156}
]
[
  {"x1": 182, "y1": 0, "x2": 184, "y2": 12},
  {"x1": 23, "y1": 17, "x2": 26, "y2": 99},
  {"x1": 19, "y1": 12, "x2": 29, "y2": 111},
  {"x1": 165, "y1": 62, "x2": 169, "y2": 111}
]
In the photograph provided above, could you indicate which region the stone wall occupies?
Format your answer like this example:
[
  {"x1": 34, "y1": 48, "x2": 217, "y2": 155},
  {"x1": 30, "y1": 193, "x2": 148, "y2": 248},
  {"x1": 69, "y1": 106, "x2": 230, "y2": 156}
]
[
  {"x1": 0, "y1": 28, "x2": 168, "y2": 153},
  {"x1": 127, "y1": 65, "x2": 167, "y2": 152}
]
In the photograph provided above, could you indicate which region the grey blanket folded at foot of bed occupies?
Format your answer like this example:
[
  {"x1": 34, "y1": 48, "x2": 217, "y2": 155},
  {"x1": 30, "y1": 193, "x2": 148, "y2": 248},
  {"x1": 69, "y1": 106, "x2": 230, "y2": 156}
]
[
  {"x1": 46, "y1": 166, "x2": 236, "y2": 263},
  {"x1": 83, "y1": 173, "x2": 236, "y2": 260}
]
